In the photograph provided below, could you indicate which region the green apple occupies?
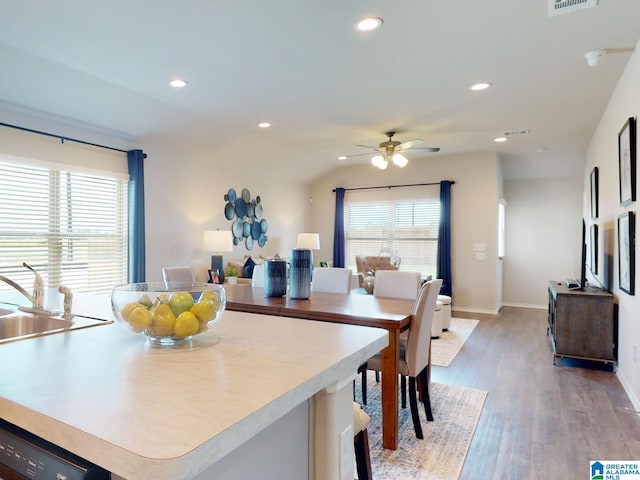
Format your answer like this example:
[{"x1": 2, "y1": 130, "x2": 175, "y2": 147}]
[{"x1": 168, "y1": 292, "x2": 194, "y2": 317}]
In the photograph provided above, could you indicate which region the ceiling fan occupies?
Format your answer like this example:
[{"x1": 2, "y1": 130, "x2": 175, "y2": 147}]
[{"x1": 345, "y1": 131, "x2": 440, "y2": 170}]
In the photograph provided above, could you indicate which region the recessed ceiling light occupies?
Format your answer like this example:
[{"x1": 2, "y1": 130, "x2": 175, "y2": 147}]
[
  {"x1": 494, "y1": 137, "x2": 507, "y2": 143},
  {"x1": 169, "y1": 79, "x2": 188, "y2": 88},
  {"x1": 356, "y1": 17, "x2": 383, "y2": 32},
  {"x1": 470, "y1": 82, "x2": 492, "y2": 91},
  {"x1": 258, "y1": 122, "x2": 272, "y2": 128},
  {"x1": 338, "y1": 156, "x2": 347, "y2": 160}
]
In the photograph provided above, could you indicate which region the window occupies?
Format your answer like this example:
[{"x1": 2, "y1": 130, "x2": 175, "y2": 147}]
[
  {"x1": 344, "y1": 186, "x2": 440, "y2": 276},
  {"x1": 0, "y1": 161, "x2": 128, "y2": 294},
  {"x1": 498, "y1": 199, "x2": 506, "y2": 259}
]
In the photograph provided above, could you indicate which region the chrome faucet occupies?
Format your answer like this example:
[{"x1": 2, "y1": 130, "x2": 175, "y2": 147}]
[{"x1": 0, "y1": 262, "x2": 45, "y2": 310}]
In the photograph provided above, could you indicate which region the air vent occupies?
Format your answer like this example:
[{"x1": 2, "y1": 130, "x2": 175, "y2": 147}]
[
  {"x1": 504, "y1": 129, "x2": 529, "y2": 137},
  {"x1": 548, "y1": 0, "x2": 597, "y2": 17}
]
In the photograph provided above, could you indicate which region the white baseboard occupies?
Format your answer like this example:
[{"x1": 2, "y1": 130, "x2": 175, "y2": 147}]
[
  {"x1": 452, "y1": 306, "x2": 499, "y2": 315},
  {"x1": 616, "y1": 368, "x2": 640, "y2": 413},
  {"x1": 501, "y1": 302, "x2": 547, "y2": 310}
]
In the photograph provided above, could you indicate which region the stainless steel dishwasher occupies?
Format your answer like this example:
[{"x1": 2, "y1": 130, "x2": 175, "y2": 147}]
[{"x1": 0, "y1": 419, "x2": 109, "y2": 480}]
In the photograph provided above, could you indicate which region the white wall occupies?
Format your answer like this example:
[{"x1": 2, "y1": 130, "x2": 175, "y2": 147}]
[
  {"x1": 140, "y1": 135, "x2": 309, "y2": 283},
  {"x1": 309, "y1": 152, "x2": 502, "y2": 313},
  {"x1": 502, "y1": 177, "x2": 583, "y2": 308},
  {"x1": 584, "y1": 39, "x2": 640, "y2": 409}
]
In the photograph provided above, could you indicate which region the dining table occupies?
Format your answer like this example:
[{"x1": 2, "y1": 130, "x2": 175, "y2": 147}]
[{"x1": 224, "y1": 283, "x2": 415, "y2": 450}]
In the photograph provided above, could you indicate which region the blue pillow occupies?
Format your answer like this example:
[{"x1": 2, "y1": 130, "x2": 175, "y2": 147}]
[{"x1": 243, "y1": 257, "x2": 256, "y2": 278}]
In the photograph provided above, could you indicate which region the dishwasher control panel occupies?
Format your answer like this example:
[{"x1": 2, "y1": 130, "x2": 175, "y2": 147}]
[{"x1": 0, "y1": 420, "x2": 109, "y2": 480}]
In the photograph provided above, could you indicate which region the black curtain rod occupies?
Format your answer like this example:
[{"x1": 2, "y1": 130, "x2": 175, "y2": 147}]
[
  {"x1": 332, "y1": 181, "x2": 455, "y2": 192},
  {"x1": 0, "y1": 121, "x2": 144, "y2": 157}
]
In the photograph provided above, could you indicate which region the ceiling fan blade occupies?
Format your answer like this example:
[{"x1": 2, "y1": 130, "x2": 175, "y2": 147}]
[
  {"x1": 354, "y1": 144, "x2": 380, "y2": 150},
  {"x1": 344, "y1": 151, "x2": 379, "y2": 158},
  {"x1": 406, "y1": 146, "x2": 440, "y2": 152},
  {"x1": 397, "y1": 139, "x2": 424, "y2": 150}
]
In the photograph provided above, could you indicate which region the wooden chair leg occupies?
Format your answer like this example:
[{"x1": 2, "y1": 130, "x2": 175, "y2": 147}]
[
  {"x1": 408, "y1": 376, "x2": 424, "y2": 439},
  {"x1": 400, "y1": 375, "x2": 407, "y2": 409},
  {"x1": 354, "y1": 429, "x2": 373, "y2": 480},
  {"x1": 419, "y1": 368, "x2": 433, "y2": 421},
  {"x1": 358, "y1": 364, "x2": 368, "y2": 405}
]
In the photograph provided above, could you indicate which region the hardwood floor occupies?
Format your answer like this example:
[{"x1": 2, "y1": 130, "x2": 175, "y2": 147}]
[{"x1": 431, "y1": 306, "x2": 640, "y2": 479}]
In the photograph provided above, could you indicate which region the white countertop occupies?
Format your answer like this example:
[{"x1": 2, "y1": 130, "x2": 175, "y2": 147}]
[{"x1": 0, "y1": 301, "x2": 388, "y2": 479}]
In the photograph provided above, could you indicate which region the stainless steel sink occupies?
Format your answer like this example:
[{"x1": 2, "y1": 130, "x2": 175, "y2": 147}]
[
  {"x1": 0, "y1": 307, "x2": 14, "y2": 317},
  {"x1": 0, "y1": 314, "x2": 111, "y2": 344}
]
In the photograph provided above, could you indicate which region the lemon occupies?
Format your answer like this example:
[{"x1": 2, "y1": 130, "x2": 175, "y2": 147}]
[
  {"x1": 149, "y1": 303, "x2": 176, "y2": 336},
  {"x1": 200, "y1": 290, "x2": 221, "y2": 313},
  {"x1": 127, "y1": 306, "x2": 152, "y2": 333},
  {"x1": 173, "y1": 311, "x2": 199, "y2": 338},
  {"x1": 191, "y1": 299, "x2": 216, "y2": 323},
  {"x1": 121, "y1": 301, "x2": 143, "y2": 321}
]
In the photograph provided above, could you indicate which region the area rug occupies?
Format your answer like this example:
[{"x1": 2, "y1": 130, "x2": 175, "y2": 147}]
[
  {"x1": 431, "y1": 318, "x2": 479, "y2": 367},
  {"x1": 362, "y1": 379, "x2": 487, "y2": 480}
]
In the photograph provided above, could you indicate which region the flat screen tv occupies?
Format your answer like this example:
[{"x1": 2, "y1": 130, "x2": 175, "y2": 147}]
[{"x1": 566, "y1": 219, "x2": 587, "y2": 290}]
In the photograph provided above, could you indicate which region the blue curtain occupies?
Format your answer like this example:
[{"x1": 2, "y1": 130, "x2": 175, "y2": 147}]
[
  {"x1": 436, "y1": 181, "x2": 453, "y2": 296},
  {"x1": 333, "y1": 188, "x2": 346, "y2": 267},
  {"x1": 127, "y1": 149, "x2": 146, "y2": 283}
]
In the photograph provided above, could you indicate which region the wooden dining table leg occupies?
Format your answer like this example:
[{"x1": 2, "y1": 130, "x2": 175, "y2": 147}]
[{"x1": 380, "y1": 328, "x2": 399, "y2": 450}]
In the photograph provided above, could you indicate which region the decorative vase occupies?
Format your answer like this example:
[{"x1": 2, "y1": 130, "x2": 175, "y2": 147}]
[
  {"x1": 264, "y1": 259, "x2": 287, "y2": 297},
  {"x1": 363, "y1": 273, "x2": 375, "y2": 294},
  {"x1": 289, "y1": 248, "x2": 311, "y2": 299}
]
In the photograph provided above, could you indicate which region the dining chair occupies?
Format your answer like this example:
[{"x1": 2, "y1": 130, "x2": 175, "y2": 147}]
[
  {"x1": 353, "y1": 401, "x2": 372, "y2": 480},
  {"x1": 372, "y1": 270, "x2": 421, "y2": 299},
  {"x1": 162, "y1": 266, "x2": 195, "y2": 284},
  {"x1": 357, "y1": 270, "x2": 422, "y2": 405},
  {"x1": 251, "y1": 264, "x2": 265, "y2": 288},
  {"x1": 311, "y1": 267, "x2": 353, "y2": 294},
  {"x1": 366, "y1": 279, "x2": 442, "y2": 439}
]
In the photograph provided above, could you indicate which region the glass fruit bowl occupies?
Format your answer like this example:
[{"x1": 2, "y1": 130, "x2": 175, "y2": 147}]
[{"x1": 111, "y1": 282, "x2": 226, "y2": 345}]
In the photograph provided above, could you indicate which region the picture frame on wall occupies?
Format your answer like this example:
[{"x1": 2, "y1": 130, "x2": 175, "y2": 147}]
[
  {"x1": 617, "y1": 211, "x2": 636, "y2": 295},
  {"x1": 618, "y1": 117, "x2": 636, "y2": 206},
  {"x1": 590, "y1": 166, "x2": 599, "y2": 219},
  {"x1": 589, "y1": 223, "x2": 598, "y2": 275}
]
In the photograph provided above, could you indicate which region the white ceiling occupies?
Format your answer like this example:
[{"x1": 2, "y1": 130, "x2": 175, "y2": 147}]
[{"x1": 1, "y1": 0, "x2": 640, "y2": 182}]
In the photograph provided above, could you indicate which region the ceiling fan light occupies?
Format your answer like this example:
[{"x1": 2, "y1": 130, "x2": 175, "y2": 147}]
[
  {"x1": 392, "y1": 153, "x2": 408, "y2": 167},
  {"x1": 371, "y1": 155, "x2": 387, "y2": 169}
]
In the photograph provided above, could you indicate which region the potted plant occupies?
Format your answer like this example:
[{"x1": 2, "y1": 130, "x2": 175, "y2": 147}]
[{"x1": 225, "y1": 266, "x2": 239, "y2": 284}]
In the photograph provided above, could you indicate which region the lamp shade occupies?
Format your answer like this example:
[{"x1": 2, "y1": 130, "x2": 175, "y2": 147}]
[
  {"x1": 203, "y1": 230, "x2": 233, "y2": 252},
  {"x1": 296, "y1": 233, "x2": 320, "y2": 250}
]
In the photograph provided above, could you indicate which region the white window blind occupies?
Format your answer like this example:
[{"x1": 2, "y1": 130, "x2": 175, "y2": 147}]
[
  {"x1": 344, "y1": 185, "x2": 440, "y2": 277},
  {"x1": 0, "y1": 161, "x2": 128, "y2": 295}
]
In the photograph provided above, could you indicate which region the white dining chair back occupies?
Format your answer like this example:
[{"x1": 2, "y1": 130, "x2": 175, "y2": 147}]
[
  {"x1": 405, "y1": 279, "x2": 442, "y2": 377},
  {"x1": 162, "y1": 266, "x2": 195, "y2": 284},
  {"x1": 372, "y1": 270, "x2": 421, "y2": 300},
  {"x1": 251, "y1": 264, "x2": 265, "y2": 288},
  {"x1": 311, "y1": 267, "x2": 353, "y2": 294}
]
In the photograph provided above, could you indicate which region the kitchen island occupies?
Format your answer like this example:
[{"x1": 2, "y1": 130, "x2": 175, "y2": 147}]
[{"x1": 0, "y1": 297, "x2": 387, "y2": 480}]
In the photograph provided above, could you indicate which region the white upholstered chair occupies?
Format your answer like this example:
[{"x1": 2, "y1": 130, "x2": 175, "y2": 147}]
[
  {"x1": 353, "y1": 402, "x2": 372, "y2": 480},
  {"x1": 372, "y1": 270, "x2": 421, "y2": 299},
  {"x1": 162, "y1": 266, "x2": 195, "y2": 284},
  {"x1": 311, "y1": 267, "x2": 353, "y2": 294},
  {"x1": 367, "y1": 278, "x2": 442, "y2": 439},
  {"x1": 251, "y1": 264, "x2": 265, "y2": 288},
  {"x1": 438, "y1": 294, "x2": 452, "y2": 330}
]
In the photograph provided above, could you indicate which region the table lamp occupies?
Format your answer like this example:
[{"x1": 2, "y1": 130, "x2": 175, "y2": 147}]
[
  {"x1": 203, "y1": 230, "x2": 233, "y2": 284},
  {"x1": 296, "y1": 232, "x2": 320, "y2": 274}
]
